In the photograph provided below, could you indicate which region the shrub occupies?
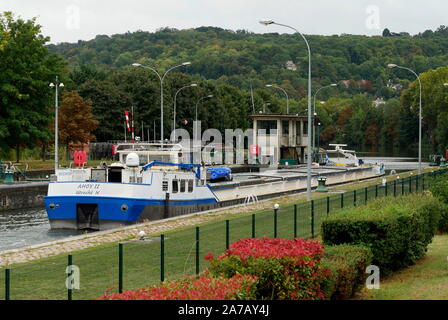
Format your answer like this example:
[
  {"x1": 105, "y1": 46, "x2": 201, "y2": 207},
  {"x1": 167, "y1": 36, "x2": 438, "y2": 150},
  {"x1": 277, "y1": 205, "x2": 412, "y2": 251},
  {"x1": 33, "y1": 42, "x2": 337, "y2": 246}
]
[
  {"x1": 427, "y1": 175, "x2": 448, "y2": 232},
  {"x1": 206, "y1": 237, "x2": 331, "y2": 300},
  {"x1": 321, "y1": 244, "x2": 373, "y2": 300},
  {"x1": 321, "y1": 194, "x2": 442, "y2": 275},
  {"x1": 97, "y1": 273, "x2": 258, "y2": 300}
]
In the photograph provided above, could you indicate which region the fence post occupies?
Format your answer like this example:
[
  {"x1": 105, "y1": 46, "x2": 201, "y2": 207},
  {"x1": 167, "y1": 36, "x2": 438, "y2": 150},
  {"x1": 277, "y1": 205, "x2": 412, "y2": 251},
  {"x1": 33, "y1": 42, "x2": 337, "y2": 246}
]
[
  {"x1": 365, "y1": 187, "x2": 368, "y2": 204},
  {"x1": 341, "y1": 193, "x2": 344, "y2": 208},
  {"x1": 67, "y1": 254, "x2": 73, "y2": 301},
  {"x1": 225, "y1": 220, "x2": 230, "y2": 249},
  {"x1": 118, "y1": 243, "x2": 123, "y2": 293},
  {"x1": 401, "y1": 178, "x2": 404, "y2": 195},
  {"x1": 409, "y1": 176, "x2": 412, "y2": 193},
  {"x1": 375, "y1": 184, "x2": 378, "y2": 198},
  {"x1": 422, "y1": 174, "x2": 425, "y2": 190},
  {"x1": 311, "y1": 200, "x2": 315, "y2": 238},
  {"x1": 294, "y1": 204, "x2": 298, "y2": 238},
  {"x1": 160, "y1": 235, "x2": 165, "y2": 282},
  {"x1": 416, "y1": 175, "x2": 419, "y2": 191},
  {"x1": 195, "y1": 227, "x2": 200, "y2": 276},
  {"x1": 274, "y1": 207, "x2": 278, "y2": 238},
  {"x1": 393, "y1": 180, "x2": 396, "y2": 197},
  {"x1": 5, "y1": 269, "x2": 10, "y2": 301},
  {"x1": 326, "y1": 196, "x2": 330, "y2": 217},
  {"x1": 385, "y1": 181, "x2": 388, "y2": 197},
  {"x1": 354, "y1": 189, "x2": 357, "y2": 207},
  {"x1": 252, "y1": 214, "x2": 256, "y2": 238}
]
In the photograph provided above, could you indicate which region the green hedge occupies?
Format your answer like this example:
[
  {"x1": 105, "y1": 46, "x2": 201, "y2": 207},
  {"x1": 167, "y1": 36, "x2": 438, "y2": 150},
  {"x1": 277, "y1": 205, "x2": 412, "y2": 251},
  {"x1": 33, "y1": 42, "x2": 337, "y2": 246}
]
[
  {"x1": 427, "y1": 175, "x2": 448, "y2": 233},
  {"x1": 321, "y1": 194, "x2": 442, "y2": 275},
  {"x1": 321, "y1": 244, "x2": 373, "y2": 300}
]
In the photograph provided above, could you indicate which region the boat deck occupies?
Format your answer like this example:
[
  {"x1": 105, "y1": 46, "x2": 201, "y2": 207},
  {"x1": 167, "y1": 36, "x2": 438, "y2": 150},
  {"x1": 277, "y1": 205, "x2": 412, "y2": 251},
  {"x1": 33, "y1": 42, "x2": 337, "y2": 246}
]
[{"x1": 209, "y1": 164, "x2": 372, "y2": 189}]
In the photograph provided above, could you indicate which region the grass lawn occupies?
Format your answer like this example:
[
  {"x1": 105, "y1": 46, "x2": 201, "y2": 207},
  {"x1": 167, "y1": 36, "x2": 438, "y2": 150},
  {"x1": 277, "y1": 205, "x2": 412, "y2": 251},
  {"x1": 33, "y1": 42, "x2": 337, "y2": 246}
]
[{"x1": 356, "y1": 234, "x2": 448, "y2": 300}]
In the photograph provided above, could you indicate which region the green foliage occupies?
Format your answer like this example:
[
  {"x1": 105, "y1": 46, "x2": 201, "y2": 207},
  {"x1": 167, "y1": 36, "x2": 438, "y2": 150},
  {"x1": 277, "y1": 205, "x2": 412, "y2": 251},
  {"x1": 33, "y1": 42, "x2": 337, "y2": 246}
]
[
  {"x1": 321, "y1": 194, "x2": 443, "y2": 275},
  {"x1": 0, "y1": 11, "x2": 66, "y2": 160},
  {"x1": 427, "y1": 174, "x2": 448, "y2": 233},
  {"x1": 321, "y1": 244, "x2": 373, "y2": 300},
  {"x1": 206, "y1": 238, "x2": 330, "y2": 300},
  {"x1": 400, "y1": 66, "x2": 448, "y2": 153}
]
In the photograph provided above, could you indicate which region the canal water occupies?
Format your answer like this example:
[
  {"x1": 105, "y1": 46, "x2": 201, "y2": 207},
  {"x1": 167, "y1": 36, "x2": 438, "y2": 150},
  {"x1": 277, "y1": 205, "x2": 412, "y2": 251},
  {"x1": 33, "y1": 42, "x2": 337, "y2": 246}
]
[
  {"x1": 0, "y1": 208, "x2": 83, "y2": 251},
  {"x1": 0, "y1": 155, "x2": 427, "y2": 252}
]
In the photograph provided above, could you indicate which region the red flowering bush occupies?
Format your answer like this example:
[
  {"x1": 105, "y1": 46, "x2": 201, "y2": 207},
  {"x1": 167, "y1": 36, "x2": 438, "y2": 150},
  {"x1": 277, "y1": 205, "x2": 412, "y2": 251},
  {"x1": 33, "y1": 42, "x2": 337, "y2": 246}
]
[
  {"x1": 206, "y1": 237, "x2": 331, "y2": 300},
  {"x1": 97, "y1": 273, "x2": 257, "y2": 300}
]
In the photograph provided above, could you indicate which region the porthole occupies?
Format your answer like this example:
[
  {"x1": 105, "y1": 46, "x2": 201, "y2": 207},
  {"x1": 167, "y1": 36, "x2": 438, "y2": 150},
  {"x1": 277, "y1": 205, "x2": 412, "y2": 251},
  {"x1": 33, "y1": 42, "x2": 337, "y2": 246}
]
[{"x1": 121, "y1": 204, "x2": 128, "y2": 212}]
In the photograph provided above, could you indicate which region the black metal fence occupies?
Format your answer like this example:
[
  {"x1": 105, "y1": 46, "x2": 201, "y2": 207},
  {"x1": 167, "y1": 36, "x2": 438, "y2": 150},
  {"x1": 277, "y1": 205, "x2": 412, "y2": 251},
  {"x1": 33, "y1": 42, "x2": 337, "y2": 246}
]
[{"x1": 1, "y1": 169, "x2": 447, "y2": 300}]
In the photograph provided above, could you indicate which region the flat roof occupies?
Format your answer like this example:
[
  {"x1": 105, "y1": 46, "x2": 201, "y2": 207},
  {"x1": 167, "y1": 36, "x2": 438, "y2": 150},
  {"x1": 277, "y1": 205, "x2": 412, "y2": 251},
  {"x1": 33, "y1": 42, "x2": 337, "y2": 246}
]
[{"x1": 249, "y1": 113, "x2": 308, "y2": 120}]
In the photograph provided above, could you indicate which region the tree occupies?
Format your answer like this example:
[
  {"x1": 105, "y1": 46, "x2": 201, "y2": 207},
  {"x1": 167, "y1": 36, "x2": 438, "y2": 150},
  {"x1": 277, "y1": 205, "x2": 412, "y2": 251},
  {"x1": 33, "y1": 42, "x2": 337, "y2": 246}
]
[
  {"x1": 0, "y1": 12, "x2": 66, "y2": 162},
  {"x1": 382, "y1": 28, "x2": 392, "y2": 37},
  {"x1": 59, "y1": 91, "x2": 99, "y2": 156},
  {"x1": 399, "y1": 66, "x2": 448, "y2": 152}
]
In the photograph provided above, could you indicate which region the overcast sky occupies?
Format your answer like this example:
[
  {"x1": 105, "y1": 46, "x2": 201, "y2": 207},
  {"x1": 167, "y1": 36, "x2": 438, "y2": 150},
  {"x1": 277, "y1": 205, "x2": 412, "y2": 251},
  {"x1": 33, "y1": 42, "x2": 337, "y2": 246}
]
[{"x1": 1, "y1": 0, "x2": 446, "y2": 44}]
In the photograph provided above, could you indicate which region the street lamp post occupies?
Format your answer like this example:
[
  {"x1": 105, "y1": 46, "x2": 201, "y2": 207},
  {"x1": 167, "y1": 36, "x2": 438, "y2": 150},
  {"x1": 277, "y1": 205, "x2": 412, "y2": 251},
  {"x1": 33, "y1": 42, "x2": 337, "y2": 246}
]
[
  {"x1": 388, "y1": 63, "x2": 422, "y2": 173},
  {"x1": 173, "y1": 83, "x2": 197, "y2": 140},
  {"x1": 265, "y1": 84, "x2": 289, "y2": 113},
  {"x1": 195, "y1": 95, "x2": 213, "y2": 123},
  {"x1": 132, "y1": 61, "x2": 191, "y2": 143},
  {"x1": 49, "y1": 76, "x2": 64, "y2": 172},
  {"x1": 312, "y1": 83, "x2": 337, "y2": 151},
  {"x1": 260, "y1": 20, "x2": 313, "y2": 200}
]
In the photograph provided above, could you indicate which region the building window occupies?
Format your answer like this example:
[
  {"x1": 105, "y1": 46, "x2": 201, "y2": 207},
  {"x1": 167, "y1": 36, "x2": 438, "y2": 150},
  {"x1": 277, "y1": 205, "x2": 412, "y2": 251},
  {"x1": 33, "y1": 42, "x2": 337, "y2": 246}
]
[
  {"x1": 303, "y1": 121, "x2": 308, "y2": 135},
  {"x1": 172, "y1": 180, "x2": 178, "y2": 193},
  {"x1": 257, "y1": 120, "x2": 277, "y2": 135},
  {"x1": 282, "y1": 120, "x2": 289, "y2": 135}
]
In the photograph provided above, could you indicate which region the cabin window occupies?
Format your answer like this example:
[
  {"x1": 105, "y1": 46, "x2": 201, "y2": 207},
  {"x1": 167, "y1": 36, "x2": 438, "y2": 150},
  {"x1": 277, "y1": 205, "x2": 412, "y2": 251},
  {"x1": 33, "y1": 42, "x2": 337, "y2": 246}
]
[
  {"x1": 162, "y1": 180, "x2": 168, "y2": 191},
  {"x1": 129, "y1": 176, "x2": 136, "y2": 183},
  {"x1": 180, "y1": 180, "x2": 186, "y2": 192},
  {"x1": 172, "y1": 180, "x2": 178, "y2": 193},
  {"x1": 188, "y1": 180, "x2": 194, "y2": 192},
  {"x1": 137, "y1": 177, "x2": 142, "y2": 184}
]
